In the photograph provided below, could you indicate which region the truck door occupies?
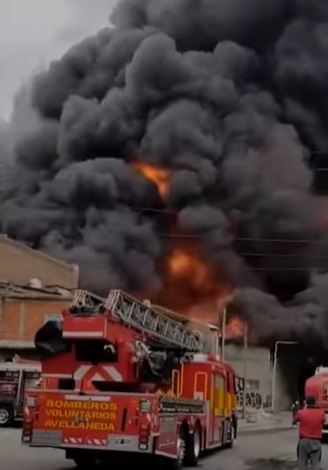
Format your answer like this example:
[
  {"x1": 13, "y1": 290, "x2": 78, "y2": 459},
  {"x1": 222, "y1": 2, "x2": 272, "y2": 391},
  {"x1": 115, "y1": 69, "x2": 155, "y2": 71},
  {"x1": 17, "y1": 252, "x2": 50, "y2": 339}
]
[
  {"x1": 209, "y1": 373, "x2": 225, "y2": 445},
  {"x1": 17, "y1": 371, "x2": 40, "y2": 418},
  {"x1": 0, "y1": 368, "x2": 19, "y2": 426},
  {"x1": 0, "y1": 369, "x2": 19, "y2": 409}
]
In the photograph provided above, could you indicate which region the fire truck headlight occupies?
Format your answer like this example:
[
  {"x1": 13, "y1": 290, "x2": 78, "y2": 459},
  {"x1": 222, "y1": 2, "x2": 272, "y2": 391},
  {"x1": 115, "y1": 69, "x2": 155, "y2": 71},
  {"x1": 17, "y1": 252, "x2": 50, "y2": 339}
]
[
  {"x1": 26, "y1": 397, "x2": 36, "y2": 408},
  {"x1": 139, "y1": 423, "x2": 150, "y2": 450},
  {"x1": 139, "y1": 399, "x2": 151, "y2": 413}
]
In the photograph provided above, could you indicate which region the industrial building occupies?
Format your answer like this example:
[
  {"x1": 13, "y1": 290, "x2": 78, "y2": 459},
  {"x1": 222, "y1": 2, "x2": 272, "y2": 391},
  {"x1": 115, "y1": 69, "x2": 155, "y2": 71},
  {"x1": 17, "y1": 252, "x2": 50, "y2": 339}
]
[
  {"x1": 0, "y1": 282, "x2": 73, "y2": 361},
  {"x1": 225, "y1": 341, "x2": 309, "y2": 414},
  {"x1": 225, "y1": 344, "x2": 273, "y2": 413},
  {"x1": 0, "y1": 234, "x2": 78, "y2": 360}
]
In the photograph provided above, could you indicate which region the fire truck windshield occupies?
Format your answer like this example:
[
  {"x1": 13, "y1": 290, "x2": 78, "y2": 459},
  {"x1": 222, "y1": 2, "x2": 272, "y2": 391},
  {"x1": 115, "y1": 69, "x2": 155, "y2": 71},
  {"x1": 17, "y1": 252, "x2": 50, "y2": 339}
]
[
  {"x1": 75, "y1": 340, "x2": 117, "y2": 363},
  {"x1": 69, "y1": 305, "x2": 105, "y2": 316}
]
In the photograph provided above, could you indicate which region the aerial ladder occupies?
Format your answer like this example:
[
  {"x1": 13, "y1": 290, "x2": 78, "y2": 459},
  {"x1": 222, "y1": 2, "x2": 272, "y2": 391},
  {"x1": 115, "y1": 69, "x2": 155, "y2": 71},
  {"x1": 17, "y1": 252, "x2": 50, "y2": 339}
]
[{"x1": 70, "y1": 289, "x2": 204, "y2": 353}]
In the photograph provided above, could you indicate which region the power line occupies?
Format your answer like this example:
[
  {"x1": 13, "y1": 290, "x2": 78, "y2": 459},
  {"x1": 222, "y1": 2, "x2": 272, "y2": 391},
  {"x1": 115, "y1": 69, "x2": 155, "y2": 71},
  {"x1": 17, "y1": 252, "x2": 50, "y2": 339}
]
[
  {"x1": 127, "y1": 205, "x2": 328, "y2": 245},
  {"x1": 311, "y1": 151, "x2": 328, "y2": 155},
  {"x1": 235, "y1": 237, "x2": 328, "y2": 244},
  {"x1": 158, "y1": 233, "x2": 328, "y2": 244},
  {"x1": 130, "y1": 206, "x2": 176, "y2": 214},
  {"x1": 240, "y1": 253, "x2": 328, "y2": 259},
  {"x1": 251, "y1": 267, "x2": 328, "y2": 271}
]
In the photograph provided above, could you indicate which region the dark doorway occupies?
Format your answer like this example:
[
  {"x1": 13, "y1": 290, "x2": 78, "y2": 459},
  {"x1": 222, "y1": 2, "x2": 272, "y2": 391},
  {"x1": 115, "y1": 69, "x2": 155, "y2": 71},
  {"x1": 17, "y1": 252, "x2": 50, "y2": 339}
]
[
  {"x1": 271, "y1": 343, "x2": 326, "y2": 409},
  {"x1": 271, "y1": 343, "x2": 328, "y2": 410}
]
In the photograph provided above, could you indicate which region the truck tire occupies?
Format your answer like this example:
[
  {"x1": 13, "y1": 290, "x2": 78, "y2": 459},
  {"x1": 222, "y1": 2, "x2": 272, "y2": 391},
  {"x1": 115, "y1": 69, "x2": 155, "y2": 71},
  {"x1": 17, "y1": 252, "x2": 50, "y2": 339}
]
[
  {"x1": 185, "y1": 424, "x2": 201, "y2": 466},
  {"x1": 226, "y1": 420, "x2": 235, "y2": 449},
  {"x1": 0, "y1": 405, "x2": 13, "y2": 427},
  {"x1": 73, "y1": 458, "x2": 88, "y2": 469},
  {"x1": 226, "y1": 427, "x2": 234, "y2": 448},
  {"x1": 164, "y1": 431, "x2": 186, "y2": 470},
  {"x1": 73, "y1": 457, "x2": 100, "y2": 469}
]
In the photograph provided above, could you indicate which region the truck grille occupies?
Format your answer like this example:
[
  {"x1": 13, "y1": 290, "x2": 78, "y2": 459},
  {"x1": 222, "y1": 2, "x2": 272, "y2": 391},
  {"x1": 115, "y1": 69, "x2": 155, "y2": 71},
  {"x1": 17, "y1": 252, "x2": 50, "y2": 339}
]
[{"x1": 31, "y1": 430, "x2": 62, "y2": 447}]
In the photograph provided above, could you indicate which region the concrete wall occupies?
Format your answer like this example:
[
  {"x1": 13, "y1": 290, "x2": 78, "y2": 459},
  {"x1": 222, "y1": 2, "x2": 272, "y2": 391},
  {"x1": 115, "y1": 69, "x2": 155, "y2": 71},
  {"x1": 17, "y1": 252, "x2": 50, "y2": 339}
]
[
  {"x1": 0, "y1": 234, "x2": 79, "y2": 289},
  {"x1": 225, "y1": 344, "x2": 273, "y2": 413},
  {"x1": 225, "y1": 344, "x2": 291, "y2": 413}
]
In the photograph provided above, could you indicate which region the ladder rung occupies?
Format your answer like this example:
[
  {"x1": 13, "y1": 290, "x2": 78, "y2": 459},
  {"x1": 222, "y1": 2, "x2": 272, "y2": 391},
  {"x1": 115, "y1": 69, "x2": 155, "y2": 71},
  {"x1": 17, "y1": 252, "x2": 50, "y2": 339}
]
[{"x1": 106, "y1": 289, "x2": 203, "y2": 352}]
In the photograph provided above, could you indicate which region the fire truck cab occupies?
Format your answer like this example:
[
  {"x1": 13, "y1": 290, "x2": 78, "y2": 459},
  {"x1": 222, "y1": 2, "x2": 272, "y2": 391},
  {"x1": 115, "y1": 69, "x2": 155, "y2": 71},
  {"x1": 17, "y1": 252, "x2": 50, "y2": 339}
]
[{"x1": 22, "y1": 290, "x2": 238, "y2": 469}]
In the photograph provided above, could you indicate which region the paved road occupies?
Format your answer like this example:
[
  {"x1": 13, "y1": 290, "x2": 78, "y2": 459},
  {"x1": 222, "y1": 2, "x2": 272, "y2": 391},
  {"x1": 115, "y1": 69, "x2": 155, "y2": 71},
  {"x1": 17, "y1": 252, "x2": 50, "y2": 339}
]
[
  {"x1": 0, "y1": 428, "x2": 70, "y2": 470},
  {"x1": 1, "y1": 427, "x2": 328, "y2": 469}
]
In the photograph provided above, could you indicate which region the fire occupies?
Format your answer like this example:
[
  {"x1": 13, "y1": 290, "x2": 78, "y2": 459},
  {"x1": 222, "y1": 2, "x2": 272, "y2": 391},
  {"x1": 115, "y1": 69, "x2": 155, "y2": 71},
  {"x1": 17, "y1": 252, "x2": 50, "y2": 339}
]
[
  {"x1": 157, "y1": 245, "x2": 233, "y2": 316},
  {"x1": 134, "y1": 162, "x2": 170, "y2": 198},
  {"x1": 133, "y1": 164, "x2": 237, "y2": 327},
  {"x1": 168, "y1": 249, "x2": 208, "y2": 288},
  {"x1": 161, "y1": 246, "x2": 248, "y2": 341},
  {"x1": 153, "y1": 244, "x2": 249, "y2": 343}
]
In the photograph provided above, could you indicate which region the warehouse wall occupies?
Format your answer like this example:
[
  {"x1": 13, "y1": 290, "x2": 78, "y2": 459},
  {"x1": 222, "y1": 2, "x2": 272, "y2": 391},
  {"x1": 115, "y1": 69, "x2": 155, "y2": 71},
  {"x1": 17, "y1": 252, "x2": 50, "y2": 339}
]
[
  {"x1": 0, "y1": 297, "x2": 71, "y2": 346},
  {"x1": 0, "y1": 298, "x2": 70, "y2": 362},
  {"x1": 226, "y1": 345, "x2": 297, "y2": 413},
  {"x1": 225, "y1": 344, "x2": 288, "y2": 413}
]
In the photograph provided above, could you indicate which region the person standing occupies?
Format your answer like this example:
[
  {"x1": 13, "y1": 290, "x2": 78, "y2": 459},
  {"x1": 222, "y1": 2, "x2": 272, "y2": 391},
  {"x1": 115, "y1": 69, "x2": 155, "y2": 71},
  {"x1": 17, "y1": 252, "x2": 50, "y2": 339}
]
[{"x1": 294, "y1": 395, "x2": 325, "y2": 470}]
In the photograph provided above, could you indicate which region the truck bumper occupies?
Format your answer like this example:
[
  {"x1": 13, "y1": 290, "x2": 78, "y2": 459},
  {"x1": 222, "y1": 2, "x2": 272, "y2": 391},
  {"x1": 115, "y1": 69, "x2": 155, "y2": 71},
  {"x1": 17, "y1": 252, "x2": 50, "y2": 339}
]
[{"x1": 28, "y1": 430, "x2": 154, "y2": 454}]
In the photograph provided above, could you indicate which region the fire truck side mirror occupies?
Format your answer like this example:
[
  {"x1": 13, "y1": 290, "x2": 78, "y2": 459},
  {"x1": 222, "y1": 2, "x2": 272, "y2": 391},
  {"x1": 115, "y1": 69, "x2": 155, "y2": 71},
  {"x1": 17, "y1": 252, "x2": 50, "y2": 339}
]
[{"x1": 104, "y1": 344, "x2": 116, "y2": 354}]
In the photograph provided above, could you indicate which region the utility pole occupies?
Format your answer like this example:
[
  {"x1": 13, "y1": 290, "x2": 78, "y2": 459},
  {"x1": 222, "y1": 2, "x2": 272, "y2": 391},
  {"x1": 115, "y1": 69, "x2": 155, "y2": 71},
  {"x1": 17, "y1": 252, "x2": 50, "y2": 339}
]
[
  {"x1": 221, "y1": 307, "x2": 227, "y2": 361},
  {"x1": 242, "y1": 322, "x2": 248, "y2": 419},
  {"x1": 209, "y1": 324, "x2": 219, "y2": 356},
  {"x1": 271, "y1": 341, "x2": 298, "y2": 413}
]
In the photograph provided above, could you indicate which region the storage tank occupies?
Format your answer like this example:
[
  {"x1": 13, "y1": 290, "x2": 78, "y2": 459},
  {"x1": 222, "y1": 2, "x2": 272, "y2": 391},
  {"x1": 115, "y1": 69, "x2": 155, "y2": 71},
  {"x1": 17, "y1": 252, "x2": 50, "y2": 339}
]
[
  {"x1": 305, "y1": 366, "x2": 328, "y2": 408},
  {"x1": 305, "y1": 366, "x2": 328, "y2": 440}
]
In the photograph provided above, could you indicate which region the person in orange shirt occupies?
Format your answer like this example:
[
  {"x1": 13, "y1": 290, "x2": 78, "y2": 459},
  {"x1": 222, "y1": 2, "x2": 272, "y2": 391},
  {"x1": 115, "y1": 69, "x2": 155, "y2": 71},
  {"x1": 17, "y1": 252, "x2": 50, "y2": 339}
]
[{"x1": 294, "y1": 395, "x2": 325, "y2": 470}]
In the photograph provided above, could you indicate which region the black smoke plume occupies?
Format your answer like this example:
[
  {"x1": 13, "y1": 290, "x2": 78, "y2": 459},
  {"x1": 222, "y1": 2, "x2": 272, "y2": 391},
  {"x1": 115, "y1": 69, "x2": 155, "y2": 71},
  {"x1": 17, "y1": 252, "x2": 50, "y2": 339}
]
[{"x1": 1, "y1": 0, "x2": 328, "y2": 345}]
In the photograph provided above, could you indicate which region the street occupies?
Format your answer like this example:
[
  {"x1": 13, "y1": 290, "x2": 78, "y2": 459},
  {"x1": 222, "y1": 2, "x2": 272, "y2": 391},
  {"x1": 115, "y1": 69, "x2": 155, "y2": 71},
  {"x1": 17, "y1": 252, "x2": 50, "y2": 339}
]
[{"x1": 1, "y1": 428, "x2": 327, "y2": 470}]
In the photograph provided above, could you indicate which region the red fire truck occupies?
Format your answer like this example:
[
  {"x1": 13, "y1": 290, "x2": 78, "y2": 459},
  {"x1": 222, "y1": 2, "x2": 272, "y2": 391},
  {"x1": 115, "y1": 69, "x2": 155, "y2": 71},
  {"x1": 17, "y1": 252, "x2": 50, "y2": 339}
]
[
  {"x1": 0, "y1": 360, "x2": 40, "y2": 427},
  {"x1": 305, "y1": 366, "x2": 328, "y2": 440},
  {"x1": 22, "y1": 289, "x2": 238, "y2": 469}
]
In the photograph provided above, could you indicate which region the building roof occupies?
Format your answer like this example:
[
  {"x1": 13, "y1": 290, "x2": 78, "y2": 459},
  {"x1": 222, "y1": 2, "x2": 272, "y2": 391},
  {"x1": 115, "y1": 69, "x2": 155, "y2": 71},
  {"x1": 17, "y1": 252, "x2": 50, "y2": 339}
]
[
  {"x1": 0, "y1": 281, "x2": 73, "y2": 301},
  {"x1": 0, "y1": 233, "x2": 78, "y2": 272}
]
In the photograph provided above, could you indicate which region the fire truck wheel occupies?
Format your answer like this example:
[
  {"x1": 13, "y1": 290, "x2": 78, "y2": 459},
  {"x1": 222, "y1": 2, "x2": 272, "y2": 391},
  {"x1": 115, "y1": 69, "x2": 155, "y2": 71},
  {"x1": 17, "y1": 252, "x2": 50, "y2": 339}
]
[
  {"x1": 176, "y1": 434, "x2": 186, "y2": 470},
  {"x1": 0, "y1": 405, "x2": 13, "y2": 427},
  {"x1": 226, "y1": 422, "x2": 235, "y2": 448},
  {"x1": 185, "y1": 424, "x2": 201, "y2": 466},
  {"x1": 164, "y1": 431, "x2": 186, "y2": 470},
  {"x1": 73, "y1": 457, "x2": 98, "y2": 469}
]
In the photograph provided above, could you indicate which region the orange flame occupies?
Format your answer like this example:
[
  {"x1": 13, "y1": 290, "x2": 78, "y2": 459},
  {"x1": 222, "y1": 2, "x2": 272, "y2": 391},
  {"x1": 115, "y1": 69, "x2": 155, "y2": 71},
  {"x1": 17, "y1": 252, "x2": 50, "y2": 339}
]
[
  {"x1": 168, "y1": 249, "x2": 209, "y2": 288},
  {"x1": 143, "y1": 241, "x2": 249, "y2": 342},
  {"x1": 134, "y1": 162, "x2": 170, "y2": 198},
  {"x1": 130, "y1": 168, "x2": 245, "y2": 335},
  {"x1": 158, "y1": 246, "x2": 233, "y2": 317}
]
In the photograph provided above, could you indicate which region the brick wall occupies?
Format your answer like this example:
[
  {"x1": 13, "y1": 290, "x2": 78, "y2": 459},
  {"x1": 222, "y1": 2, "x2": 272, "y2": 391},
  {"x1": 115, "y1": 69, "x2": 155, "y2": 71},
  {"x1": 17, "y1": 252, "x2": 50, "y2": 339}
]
[
  {"x1": 0, "y1": 298, "x2": 71, "y2": 343},
  {"x1": 0, "y1": 235, "x2": 79, "y2": 289}
]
